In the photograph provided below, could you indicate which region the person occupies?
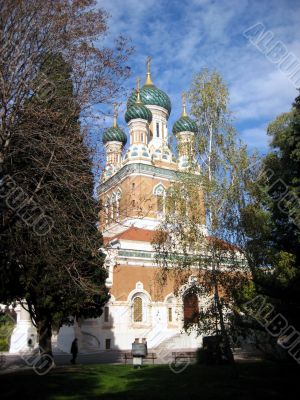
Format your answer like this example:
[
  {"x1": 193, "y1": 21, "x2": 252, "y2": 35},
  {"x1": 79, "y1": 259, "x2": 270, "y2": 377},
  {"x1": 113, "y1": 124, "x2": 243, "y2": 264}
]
[{"x1": 70, "y1": 338, "x2": 78, "y2": 364}]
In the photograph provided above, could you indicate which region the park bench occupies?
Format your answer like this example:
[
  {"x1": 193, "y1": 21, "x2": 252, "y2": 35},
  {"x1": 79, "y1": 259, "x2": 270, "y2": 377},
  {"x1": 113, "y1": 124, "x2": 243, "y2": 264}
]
[
  {"x1": 123, "y1": 352, "x2": 157, "y2": 364},
  {"x1": 172, "y1": 351, "x2": 197, "y2": 363}
]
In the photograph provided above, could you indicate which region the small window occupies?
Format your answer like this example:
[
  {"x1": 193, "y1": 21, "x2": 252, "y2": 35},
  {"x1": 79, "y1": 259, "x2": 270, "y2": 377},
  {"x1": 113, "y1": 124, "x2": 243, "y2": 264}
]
[
  {"x1": 104, "y1": 306, "x2": 109, "y2": 322},
  {"x1": 184, "y1": 293, "x2": 199, "y2": 324},
  {"x1": 157, "y1": 195, "x2": 164, "y2": 213},
  {"x1": 156, "y1": 122, "x2": 159, "y2": 137},
  {"x1": 132, "y1": 182, "x2": 135, "y2": 190},
  {"x1": 105, "y1": 339, "x2": 111, "y2": 350},
  {"x1": 132, "y1": 199, "x2": 135, "y2": 207},
  {"x1": 133, "y1": 297, "x2": 143, "y2": 322},
  {"x1": 168, "y1": 307, "x2": 173, "y2": 323}
]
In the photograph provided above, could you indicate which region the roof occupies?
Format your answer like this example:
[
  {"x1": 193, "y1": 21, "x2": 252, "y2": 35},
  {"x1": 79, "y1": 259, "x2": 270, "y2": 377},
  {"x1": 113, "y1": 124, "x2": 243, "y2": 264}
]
[{"x1": 104, "y1": 227, "x2": 156, "y2": 245}]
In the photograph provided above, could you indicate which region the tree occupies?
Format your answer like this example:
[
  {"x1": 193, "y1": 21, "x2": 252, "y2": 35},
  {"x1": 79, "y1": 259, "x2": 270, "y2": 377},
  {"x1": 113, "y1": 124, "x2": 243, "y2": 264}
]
[
  {"x1": 243, "y1": 91, "x2": 300, "y2": 333},
  {"x1": 0, "y1": 0, "x2": 132, "y2": 174},
  {"x1": 154, "y1": 69, "x2": 256, "y2": 376},
  {"x1": 0, "y1": 53, "x2": 109, "y2": 358}
]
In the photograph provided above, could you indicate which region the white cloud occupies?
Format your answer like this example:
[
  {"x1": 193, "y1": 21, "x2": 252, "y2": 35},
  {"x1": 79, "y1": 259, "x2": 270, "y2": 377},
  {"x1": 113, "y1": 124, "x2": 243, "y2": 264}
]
[
  {"x1": 96, "y1": 0, "x2": 299, "y2": 152},
  {"x1": 241, "y1": 125, "x2": 270, "y2": 153}
]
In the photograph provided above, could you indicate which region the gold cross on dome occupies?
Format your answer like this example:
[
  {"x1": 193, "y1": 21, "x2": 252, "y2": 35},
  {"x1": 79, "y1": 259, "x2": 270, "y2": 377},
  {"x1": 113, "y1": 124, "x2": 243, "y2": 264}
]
[
  {"x1": 113, "y1": 103, "x2": 118, "y2": 127},
  {"x1": 181, "y1": 92, "x2": 187, "y2": 117},
  {"x1": 145, "y1": 56, "x2": 153, "y2": 85},
  {"x1": 146, "y1": 56, "x2": 152, "y2": 72}
]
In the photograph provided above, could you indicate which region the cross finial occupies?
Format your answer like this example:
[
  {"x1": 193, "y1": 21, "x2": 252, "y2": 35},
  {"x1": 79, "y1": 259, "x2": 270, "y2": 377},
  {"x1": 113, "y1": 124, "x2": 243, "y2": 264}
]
[
  {"x1": 181, "y1": 92, "x2": 187, "y2": 117},
  {"x1": 145, "y1": 56, "x2": 154, "y2": 86},
  {"x1": 113, "y1": 103, "x2": 118, "y2": 127},
  {"x1": 136, "y1": 77, "x2": 141, "y2": 103},
  {"x1": 146, "y1": 56, "x2": 151, "y2": 72}
]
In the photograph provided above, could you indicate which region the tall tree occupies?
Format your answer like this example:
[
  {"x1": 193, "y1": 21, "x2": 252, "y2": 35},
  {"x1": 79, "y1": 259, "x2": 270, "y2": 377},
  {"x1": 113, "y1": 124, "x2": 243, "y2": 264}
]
[
  {"x1": 0, "y1": 54, "x2": 109, "y2": 358},
  {"x1": 0, "y1": 0, "x2": 132, "y2": 174},
  {"x1": 243, "y1": 91, "x2": 300, "y2": 332},
  {"x1": 154, "y1": 69, "x2": 256, "y2": 376}
]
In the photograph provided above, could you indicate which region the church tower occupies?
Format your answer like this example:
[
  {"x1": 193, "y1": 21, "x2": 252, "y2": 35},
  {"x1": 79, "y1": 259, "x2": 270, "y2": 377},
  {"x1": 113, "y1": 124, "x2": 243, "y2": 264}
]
[
  {"x1": 172, "y1": 92, "x2": 198, "y2": 170},
  {"x1": 95, "y1": 59, "x2": 206, "y2": 352}
]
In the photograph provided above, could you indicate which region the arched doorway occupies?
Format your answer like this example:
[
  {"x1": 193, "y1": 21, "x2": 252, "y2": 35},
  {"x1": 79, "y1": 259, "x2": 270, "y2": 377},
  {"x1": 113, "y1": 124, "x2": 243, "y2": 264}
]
[{"x1": 183, "y1": 292, "x2": 199, "y2": 324}]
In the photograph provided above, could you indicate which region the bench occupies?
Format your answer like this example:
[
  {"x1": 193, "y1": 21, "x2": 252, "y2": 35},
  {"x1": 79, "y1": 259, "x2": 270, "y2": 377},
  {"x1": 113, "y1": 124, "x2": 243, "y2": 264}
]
[
  {"x1": 123, "y1": 352, "x2": 157, "y2": 364},
  {"x1": 172, "y1": 351, "x2": 197, "y2": 363}
]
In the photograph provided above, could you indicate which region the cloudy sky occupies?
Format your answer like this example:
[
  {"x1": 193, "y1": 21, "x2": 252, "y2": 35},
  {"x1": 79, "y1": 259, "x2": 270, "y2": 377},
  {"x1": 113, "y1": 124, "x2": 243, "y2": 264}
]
[{"x1": 98, "y1": 0, "x2": 300, "y2": 154}]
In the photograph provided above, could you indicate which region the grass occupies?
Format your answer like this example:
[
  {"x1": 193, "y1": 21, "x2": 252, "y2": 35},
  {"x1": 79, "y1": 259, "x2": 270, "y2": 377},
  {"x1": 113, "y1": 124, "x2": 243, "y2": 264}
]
[{"x1": 1, "y1": 361, "x2": 300, "y2": 400}]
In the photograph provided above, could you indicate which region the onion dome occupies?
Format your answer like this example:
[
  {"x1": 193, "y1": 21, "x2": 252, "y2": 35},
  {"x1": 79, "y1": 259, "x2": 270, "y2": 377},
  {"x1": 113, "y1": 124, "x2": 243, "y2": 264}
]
[
  {"x1": 172, "y1": 92, "x2": 197, "y2": 134},
  {"x1": 127, "y1": 58, "x2": 171, "y2": 115},
  {"x1": 103, "y1": 126, "x2": 127, "y2": 145},
  {"x1": 125, "y1": 78, "x2": 152, "y2": 123},
  {"x1": 103, "y1": 105, "x2": 127, "y2": 145}
]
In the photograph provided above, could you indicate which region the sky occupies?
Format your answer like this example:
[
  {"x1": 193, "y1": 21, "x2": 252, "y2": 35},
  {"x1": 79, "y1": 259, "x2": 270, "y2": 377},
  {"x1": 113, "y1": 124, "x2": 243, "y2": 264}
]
[{"x1": 97, "y1": 0, "x2": 300, "y2": 155}]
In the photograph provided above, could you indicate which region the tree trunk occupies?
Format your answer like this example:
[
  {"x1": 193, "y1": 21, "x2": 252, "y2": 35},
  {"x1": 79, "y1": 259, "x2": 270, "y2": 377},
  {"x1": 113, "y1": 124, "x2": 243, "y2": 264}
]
[
  {"x1": 37, "y1": 317, "x2": 53, "y2": 357},
  {"x1": 214, "y1": 283, "x2": 239, "y2": 378}
]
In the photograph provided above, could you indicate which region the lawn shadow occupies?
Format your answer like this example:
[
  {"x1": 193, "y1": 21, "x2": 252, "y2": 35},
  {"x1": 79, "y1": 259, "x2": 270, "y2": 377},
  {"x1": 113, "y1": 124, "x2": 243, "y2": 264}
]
[{"x1": 1, "y1": 361, "x2": 300, "y2": 400}]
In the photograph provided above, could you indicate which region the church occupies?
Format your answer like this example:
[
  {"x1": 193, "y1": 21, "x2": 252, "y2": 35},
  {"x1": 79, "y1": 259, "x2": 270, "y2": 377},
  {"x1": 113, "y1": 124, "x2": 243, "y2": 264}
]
[{"x1": 9, "y1": 60, "x2": 207, "y2": 356}]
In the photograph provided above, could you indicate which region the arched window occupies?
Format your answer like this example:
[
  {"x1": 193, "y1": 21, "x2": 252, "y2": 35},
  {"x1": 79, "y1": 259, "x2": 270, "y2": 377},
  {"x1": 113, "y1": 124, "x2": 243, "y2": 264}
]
[
  {"x1": 166, "y1": 296, "x2": 175, "y2": 323},
  {"x1": 183, "y1": 292, "x2": 199, "y2": 324},
  {"x1": 154, "y1": 184, "x2": 166, "y2": 214},
  {"x1": 133, "y1": 297, "x2": 143, "y2": 322}
]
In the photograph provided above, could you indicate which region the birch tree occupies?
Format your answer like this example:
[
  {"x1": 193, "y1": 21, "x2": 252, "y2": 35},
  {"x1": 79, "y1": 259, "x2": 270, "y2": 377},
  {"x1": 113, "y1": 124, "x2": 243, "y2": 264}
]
[{"x1": 154, "y1": 69, "x2": 258, "y2": 376}]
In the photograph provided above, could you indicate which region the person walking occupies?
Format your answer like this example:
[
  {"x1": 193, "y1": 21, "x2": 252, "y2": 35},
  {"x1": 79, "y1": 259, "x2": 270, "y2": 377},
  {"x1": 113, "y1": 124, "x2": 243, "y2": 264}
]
[{"x1": 70, "y1": 338, "x2": 78, "y2": 364}]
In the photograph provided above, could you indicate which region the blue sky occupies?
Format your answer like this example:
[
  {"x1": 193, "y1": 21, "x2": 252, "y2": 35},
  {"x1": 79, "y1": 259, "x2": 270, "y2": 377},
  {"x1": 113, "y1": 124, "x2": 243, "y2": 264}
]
[{"x1": 97, "y1": 0, "x2": 300, "y2": 155}]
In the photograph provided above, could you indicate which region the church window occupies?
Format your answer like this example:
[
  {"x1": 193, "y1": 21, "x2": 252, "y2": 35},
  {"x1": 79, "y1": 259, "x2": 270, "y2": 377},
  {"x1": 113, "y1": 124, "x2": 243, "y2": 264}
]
[
  {"x1": 168, "y1": 307, "x2": 173, "y2": 322},
  {"x1": 156, "y1": 122, "x2": 159, "y2": 137},
  {"x1": 132, "y1": 182, "x2": 135, "y2": 190},
  {"x1": 166, "y1": 295, "x2": 175, "y2": 323},
  {"x1": 104, "y1": 306, "x2": 109, "y2": 322},
  {"x1": 105, "y1": 338, "x2": 111, "y2": 349},
  {"x1": 183, "y1": 292, "x2": 199, "y2": 324},
  {"x1": 132, "y1": 199, "x2": 135, "y2": 207},
  {"x1": 154, "y1": 184, "x2": 166, "y2": 214},
  {"x1": 157, "y1": 195, "x2": 164, "y2": 213},
  {"x1": 133, "y1": 297, "x2": 143, "y2": 322},
  {"x1": 141, "y1": 133, "x2": 144, "y2": 142}
]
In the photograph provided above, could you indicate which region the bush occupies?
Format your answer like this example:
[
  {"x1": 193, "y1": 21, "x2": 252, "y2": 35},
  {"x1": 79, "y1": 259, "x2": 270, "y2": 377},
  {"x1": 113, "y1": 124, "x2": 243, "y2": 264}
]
[{"x1": 0, "y1": 314, "x2": 15, "y2": 352}]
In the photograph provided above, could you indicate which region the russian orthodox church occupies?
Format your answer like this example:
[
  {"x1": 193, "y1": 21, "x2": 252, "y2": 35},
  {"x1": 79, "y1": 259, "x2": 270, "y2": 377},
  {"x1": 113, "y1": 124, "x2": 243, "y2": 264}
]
[{"x1": 8, "y1": 60, "x2": 207, "y2": 356}]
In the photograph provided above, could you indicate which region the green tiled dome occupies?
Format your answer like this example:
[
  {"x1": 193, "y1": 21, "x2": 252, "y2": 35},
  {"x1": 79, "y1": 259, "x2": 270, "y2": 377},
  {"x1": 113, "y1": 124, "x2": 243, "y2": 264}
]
[
  {"x1": 125, "y1": 103, "x2": 152, "y2": 123},
  {"x1": 172, "y1": 116, "x2": 197, "y2": 134},
  {"x1": 103, "y1": 126, "x2": 127, "y2": 145},
  {"x1": 127, "y1": 85, "x2": 171, "y2": 115}
]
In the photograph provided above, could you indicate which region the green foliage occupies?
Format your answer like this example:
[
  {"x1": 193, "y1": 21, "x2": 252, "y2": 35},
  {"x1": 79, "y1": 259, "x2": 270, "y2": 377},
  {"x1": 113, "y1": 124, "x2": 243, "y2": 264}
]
[
  {"x1": 245, "y1": 91, "x2": 300, "y2": 330},
  {"x1": 0, "y1": 54, "x2": 109, "y2": 351},
  {"x1": 155, "y1": 69, "x2": 258, "y2": 377},
  {"x1": 0, "y1": 314, "x2": 15, "y2": 351}
]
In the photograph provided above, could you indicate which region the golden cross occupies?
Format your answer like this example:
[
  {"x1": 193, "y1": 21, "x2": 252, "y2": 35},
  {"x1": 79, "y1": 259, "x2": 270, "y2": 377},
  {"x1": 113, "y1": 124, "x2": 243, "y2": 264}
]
[
  {"x1": 181, "y1": 92, "x2": 187, "y2": 117},
  {"x1": 146, "y1": 56, "x2": 152, "y2": 73},
  {"x1": 145, "y1": 56, "x2": 153, "y2": 85},
  {"x1": 113, "y1": 103, "x2": 118, "y2": 127}
]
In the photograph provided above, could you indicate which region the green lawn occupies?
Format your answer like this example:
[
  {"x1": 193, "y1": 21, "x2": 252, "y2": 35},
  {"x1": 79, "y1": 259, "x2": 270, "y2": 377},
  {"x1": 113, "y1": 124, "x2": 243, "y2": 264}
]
[{"x1": 1, "y1": 361, "x2": 299, "y2": 400}]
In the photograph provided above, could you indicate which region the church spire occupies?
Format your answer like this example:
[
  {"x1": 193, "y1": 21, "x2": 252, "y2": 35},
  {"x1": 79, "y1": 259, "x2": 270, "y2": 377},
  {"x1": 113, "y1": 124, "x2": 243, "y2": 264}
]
[
  {"x1": 136, "y1": 77, "x2": 142, "y2": 104},
  {"x1": 113, "y1": 103, "x2": 118, "y2": 127},
  {"x1": 181, "y1": 92, "x2": 187, "y2": 117},
  {"x1": 145, "y1": 56, "x2": 154, "y2": 86}
]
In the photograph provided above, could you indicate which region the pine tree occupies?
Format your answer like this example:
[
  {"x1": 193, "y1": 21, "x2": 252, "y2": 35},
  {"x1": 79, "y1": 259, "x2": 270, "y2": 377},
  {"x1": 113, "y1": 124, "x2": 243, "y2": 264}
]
[{"x1": 0, "y1": 54, "x2": 109, "y2": 358}]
